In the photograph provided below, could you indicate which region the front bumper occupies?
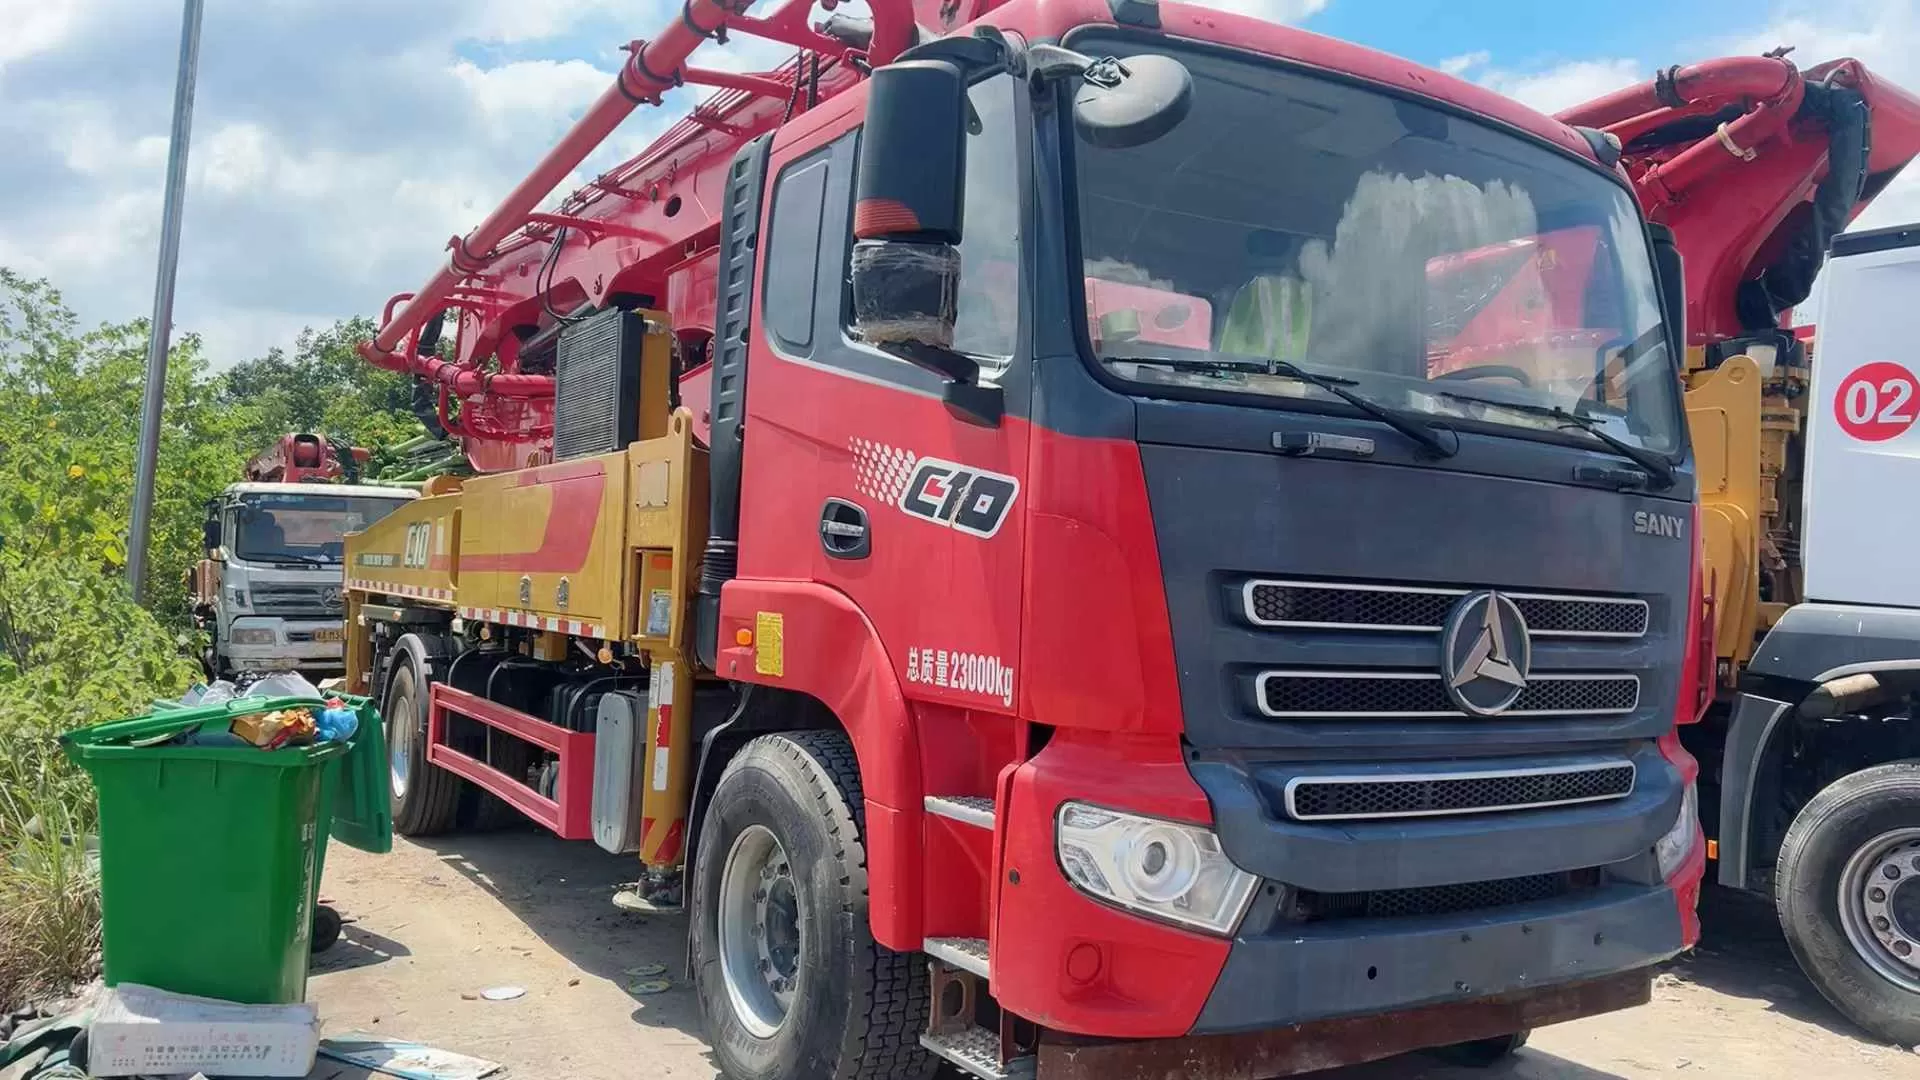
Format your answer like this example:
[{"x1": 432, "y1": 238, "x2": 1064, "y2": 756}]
[
  {"x1": 224, "y1": 618, "x2": 346, "y2": 671},
  {"x1": 992, "y1": 734, "x2": 1695, "y2": 1041},
  {"x1": 1194, "y1": 881, "x2": 1682, "y2": 1033},
  {"x1": 1037, "y1": 969, "x2": 1650, "y2": 1080}
]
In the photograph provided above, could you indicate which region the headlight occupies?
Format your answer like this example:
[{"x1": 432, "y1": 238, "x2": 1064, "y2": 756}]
[
  {"x1": 1655, "y1": 783, "x2": 1699, "y2": 878},
  {"x1": 228, "y1": 588, "x2": 249, "y2": 608},
  {"x1": 1055, "y1": 802, "x2": 1258, "y2": 936},
  {"x1": 230, "y1": 628, "x2": 277, "y2": 645}
]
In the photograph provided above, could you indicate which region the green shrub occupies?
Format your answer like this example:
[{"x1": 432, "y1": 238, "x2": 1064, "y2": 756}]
[{"x1": 0, "y1": 270, "x2": 420, "y2": 1005}]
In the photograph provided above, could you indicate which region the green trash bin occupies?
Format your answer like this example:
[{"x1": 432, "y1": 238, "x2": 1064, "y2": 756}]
[{"x1": 62, "y1": 694, "x2": 390, "y2": 1005}]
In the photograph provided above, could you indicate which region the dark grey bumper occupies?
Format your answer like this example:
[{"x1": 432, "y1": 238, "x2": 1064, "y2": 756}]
[
  {"x1": 1192, "y1": 883, "x2": 1684, "y2": 1034},
  {"x1": 1191, "y1": 744, "x2": 1685, "y2": 893}
]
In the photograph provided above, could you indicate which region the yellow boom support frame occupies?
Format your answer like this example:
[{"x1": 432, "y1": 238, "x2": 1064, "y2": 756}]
[{"x1": 343, "y1": 310, "x2": 707, "y2": 872}]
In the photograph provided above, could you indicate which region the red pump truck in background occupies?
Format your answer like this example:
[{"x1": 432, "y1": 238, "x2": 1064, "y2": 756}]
[{"x1": 334, "y1": 0, "x2": 1920, "y2": 1074}]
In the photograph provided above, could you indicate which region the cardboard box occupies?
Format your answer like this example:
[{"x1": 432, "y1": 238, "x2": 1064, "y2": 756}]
[{"x1": 88, "y1": 983, "x2": 319, "y2": 1078}]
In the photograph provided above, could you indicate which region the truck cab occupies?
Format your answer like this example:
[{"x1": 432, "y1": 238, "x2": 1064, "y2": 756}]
[{"x1": 195, "y1": 482, "x2": 415, "y2": 679}]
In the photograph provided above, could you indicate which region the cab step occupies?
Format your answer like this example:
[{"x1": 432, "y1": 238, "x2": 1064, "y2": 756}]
[
  {"x1": 925, "y1": 794, "x2": 995, "y2": 829},
  {"x1": 919, "y1": 1027, "x2": 1033, "y2": 1079},
  {"x1": 925, "y1": 935, "x2": 990, "y2": 978}
]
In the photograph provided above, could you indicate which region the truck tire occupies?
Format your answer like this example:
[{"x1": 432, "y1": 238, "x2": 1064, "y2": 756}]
[
  {"x1": 385, "y1": 660, "x2": 461, "y2": 836},
  {"x1": 691, "y1": 731, "x2": 936, "y2": 1080},
  {"x1": 1776, "y1": 761, "x2": 1920, "y2": 1046}
]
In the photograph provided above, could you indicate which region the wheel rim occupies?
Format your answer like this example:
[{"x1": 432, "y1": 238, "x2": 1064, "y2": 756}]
[
  {"x1": 387, "y1": 688, "x2": 411, "y2": 800},
  {"x1": 716, "y1": 824, "x2": 802, "y2": 1038},
  {"x1": 1837, "y1": 827, "x2": 1920, "y2": 992}
]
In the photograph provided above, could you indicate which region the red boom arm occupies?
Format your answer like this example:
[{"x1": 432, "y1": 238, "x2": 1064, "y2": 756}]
[{"x1": 1560, "y1": 53, "x2": 1920, "y2": 346}]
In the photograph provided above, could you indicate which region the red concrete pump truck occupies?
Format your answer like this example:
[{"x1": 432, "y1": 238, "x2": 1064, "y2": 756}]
[{"x1": 328, "y1": 0, "x2": 1891, "y2": 1074}]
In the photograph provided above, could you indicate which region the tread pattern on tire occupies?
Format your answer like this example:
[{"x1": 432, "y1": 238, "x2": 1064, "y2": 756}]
[
  {"x1": 387, "y1": 660, "x2": 461, "y2": 836},
  {"x1": 760, "y1": 730, "x2": 936, "y2": 1080}
]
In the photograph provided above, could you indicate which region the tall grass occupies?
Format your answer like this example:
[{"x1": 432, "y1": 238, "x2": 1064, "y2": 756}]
[
  {"x1": 0, "y1": 556, "x2": 196, "y2": 1008},
  {"x1": 0, "y1": 786, "x2": 100, "y2": 1006}
]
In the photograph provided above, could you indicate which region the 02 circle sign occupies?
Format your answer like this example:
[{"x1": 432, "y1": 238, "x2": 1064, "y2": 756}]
[{"x1": 1834, "y1": 361, "x2": 1920, "y2": 442}]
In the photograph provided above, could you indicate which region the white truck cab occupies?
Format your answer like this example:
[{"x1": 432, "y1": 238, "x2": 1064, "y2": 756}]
[{"x1": 193, "y1": 482, "x2": 416, "y2": 678}]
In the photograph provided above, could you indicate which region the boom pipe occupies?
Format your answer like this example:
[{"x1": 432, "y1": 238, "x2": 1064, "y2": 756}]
[
  {"x1": 362, "y1": 0, "x2": 916, "y2": 402},
  {"x1": 1558, "y1": 56, "x2": 1799, "y2": 131},
  {"x1": 363, "y1": 0, "x2": 768, "y2": 379}
]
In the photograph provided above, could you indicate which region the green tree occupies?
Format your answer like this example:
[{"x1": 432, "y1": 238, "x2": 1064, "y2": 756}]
[{"x1": 221, "y1": 317, "x2": 422, "y2": 452}]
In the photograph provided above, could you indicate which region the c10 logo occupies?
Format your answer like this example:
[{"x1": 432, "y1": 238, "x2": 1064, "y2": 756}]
[
  {"x1": 403, "y1": 522, "x2": 432, "y2": 569},
  {"x1": 899, "y1": 458, "x2": 1020, "y2": 539}
]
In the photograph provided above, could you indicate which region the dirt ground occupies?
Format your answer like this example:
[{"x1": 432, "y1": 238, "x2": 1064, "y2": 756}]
[{"x1": 308, "y1": 830, "x2": 1920, "y2": 1080}]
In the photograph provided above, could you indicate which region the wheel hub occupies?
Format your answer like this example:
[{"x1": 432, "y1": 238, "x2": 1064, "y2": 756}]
[
  {"x1": 387, "y1": 692, "x2": 411, "y2": 798},
  {"x1": 718, "y1": 824, "x2": 803, "y2": 1038},
  {"x1": 1840, "y1": 828, "x2": 1920, "y2": 990}
]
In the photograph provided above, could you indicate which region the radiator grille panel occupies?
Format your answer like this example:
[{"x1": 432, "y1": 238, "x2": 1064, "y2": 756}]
[
  {"x1": 554, "y1": 308, "x2": 643, "y2": 462},
  {"x1": 1243, "y1": 581, "x2": 1648, "y2": 638},
  {"x1": 1286, "y1": 763, "x2": 1635, "y2": 821},
  {"x1": 1256, "y1": 672, "x2": 1640, "y2": 718}
]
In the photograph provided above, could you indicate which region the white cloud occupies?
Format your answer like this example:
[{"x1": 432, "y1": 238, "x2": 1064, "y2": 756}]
[
  {"x1": 0, "y1": 0, "x2": 85, "y2": 70},
  {"x1": 1438, "y1": 51, "x2": 1490, "y2": 77},
  {"x1": 1477, "y1": 58, "x2": 1647, "y2": 116}
]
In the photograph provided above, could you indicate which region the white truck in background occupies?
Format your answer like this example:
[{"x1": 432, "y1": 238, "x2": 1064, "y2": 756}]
[{"x1": 191, "y1": 482, "x2": 416, "y2": 679}]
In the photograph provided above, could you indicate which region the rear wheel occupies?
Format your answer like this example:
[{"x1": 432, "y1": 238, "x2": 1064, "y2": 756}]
[
  {"x1": 384, "y1": 659, "x2": 461, "y2": 836},
  {"x1": 691, "y1": 731, "x2": 936, "y2": 1080},
  {"x1": 1777, "y1": 761, "x2": 1920, "y2": 1046}
]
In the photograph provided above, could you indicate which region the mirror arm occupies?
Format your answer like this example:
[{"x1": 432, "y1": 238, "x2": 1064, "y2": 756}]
[
  {"x1": 1023, "y1": 43, "x2": 1102, "y2": 85},
  {"x1": 880, "y1": 342, "x2": 1005, "y2": 428}
]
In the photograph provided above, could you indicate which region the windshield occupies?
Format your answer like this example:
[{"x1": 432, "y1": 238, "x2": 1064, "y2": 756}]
[
  {"x1": 1071, "y1": 36, "x2": 1684, "y2": 454},
  {"x1": 231, "y1": 493, "x2": 408, "y2": 564}
]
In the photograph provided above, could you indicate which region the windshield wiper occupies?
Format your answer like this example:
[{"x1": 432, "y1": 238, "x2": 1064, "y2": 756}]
[
  {"x1": 261, "y1": 552, "x2": 334, "y2": 566},
  {"x1": 1116, "y1": 354, "x2": 1458, "y2": 459},
  {"x1": 1437, "y1": 390, "x2": 1676, "y2": 490}
]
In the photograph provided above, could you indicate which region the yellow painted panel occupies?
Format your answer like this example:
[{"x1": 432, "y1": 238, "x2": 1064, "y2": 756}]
[
  {"x1": 625, "y1": 410, "x2": 709, "y2": 654},
  {"x1": 344, "y1": 493, "x2": 459, "y2": 604},
  {"x1": 456, "y1": 452, "x2": 629, "y2": 632},
  {"x1": 1684, "y1": 355, "x2": 1766, "y2": 665}
]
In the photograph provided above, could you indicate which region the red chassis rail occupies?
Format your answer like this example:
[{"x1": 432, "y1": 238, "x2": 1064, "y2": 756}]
[{"x1": 428, "y1": 683, "x2": 597, "y2": 840}]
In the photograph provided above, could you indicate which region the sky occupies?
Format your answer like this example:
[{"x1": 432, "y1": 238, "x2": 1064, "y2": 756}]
[{"x1": 1, "y1": 0, "x2": 1917, "y2": 367}]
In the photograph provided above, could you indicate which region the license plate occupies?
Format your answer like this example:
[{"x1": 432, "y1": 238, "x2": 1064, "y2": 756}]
[{"x1": 314, "y1": 628, "x2": 345, "y2": 643}]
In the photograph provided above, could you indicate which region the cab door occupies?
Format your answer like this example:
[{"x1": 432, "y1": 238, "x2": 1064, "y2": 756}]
[{"x1": 737, "y1": 74, "x2": 1030, "y2": 717}]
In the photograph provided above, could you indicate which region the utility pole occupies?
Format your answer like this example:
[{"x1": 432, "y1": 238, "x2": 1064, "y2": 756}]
[{"x1": 128, "y1": 0, "x2": 206, "y2": 601}]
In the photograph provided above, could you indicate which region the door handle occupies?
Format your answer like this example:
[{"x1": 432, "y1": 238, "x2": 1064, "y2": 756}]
[{"x1": 820, "y1": 498, "x2": 871, "y2": 560}]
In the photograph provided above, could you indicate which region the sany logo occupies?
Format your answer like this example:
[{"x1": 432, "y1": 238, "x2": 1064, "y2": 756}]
[{"x1": 899, "y1": 457, "x2": 1020, "y2": 539}]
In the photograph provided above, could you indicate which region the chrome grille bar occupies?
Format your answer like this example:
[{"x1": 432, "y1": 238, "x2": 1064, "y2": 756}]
[{"x1": 1242, "y1": 579, "x2": 1649, "y2": 638}]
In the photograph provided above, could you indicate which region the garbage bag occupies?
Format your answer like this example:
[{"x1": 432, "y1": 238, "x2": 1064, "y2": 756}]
[{"x1": 243, "y1": 672, "x2": 324, "y2": 702}]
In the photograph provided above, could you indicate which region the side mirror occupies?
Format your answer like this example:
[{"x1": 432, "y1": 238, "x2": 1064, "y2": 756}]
[
  {"x1": 1072, "y1": 54, "x2": 1194, "y2": 150},
  {"x1": 202, "y1": 515, "x2": 221, "y2": 554},
  {"x1": 851, "y1": 58, "x2": 968, "y2": 352},
  {"x1": 1647, "y1": 222, "x2": 1686, "y2": 356},
  {"x1": 851, "y1": 58, "x2": 1003, "y2": 424}
]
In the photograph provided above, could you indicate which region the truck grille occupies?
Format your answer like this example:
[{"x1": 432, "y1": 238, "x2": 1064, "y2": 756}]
[
  {"x1": 1242, "y1": 580, "x2": 1647, "y2": 638},
  {"x1": 1285, "y1": 761, "x2": 1636, "y2": 821},
  {"x1": 250, "y1": 583, "x2": 341, "y2": 619},
  {"x1": 1255, "y1": 671, "x2": 1640, "y2": 718},
  {"x1": 1293, "y1": 868, "x2": 1600, "y2": 922}
]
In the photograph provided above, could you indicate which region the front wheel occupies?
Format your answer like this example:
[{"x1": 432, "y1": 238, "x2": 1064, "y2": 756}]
[
  {"x1": 691, "y1": 731, "x2": 936, "y2": 1080},
  {"x1": 1777, "y1": 761, "x2": 1920, "y2": 1046}
]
